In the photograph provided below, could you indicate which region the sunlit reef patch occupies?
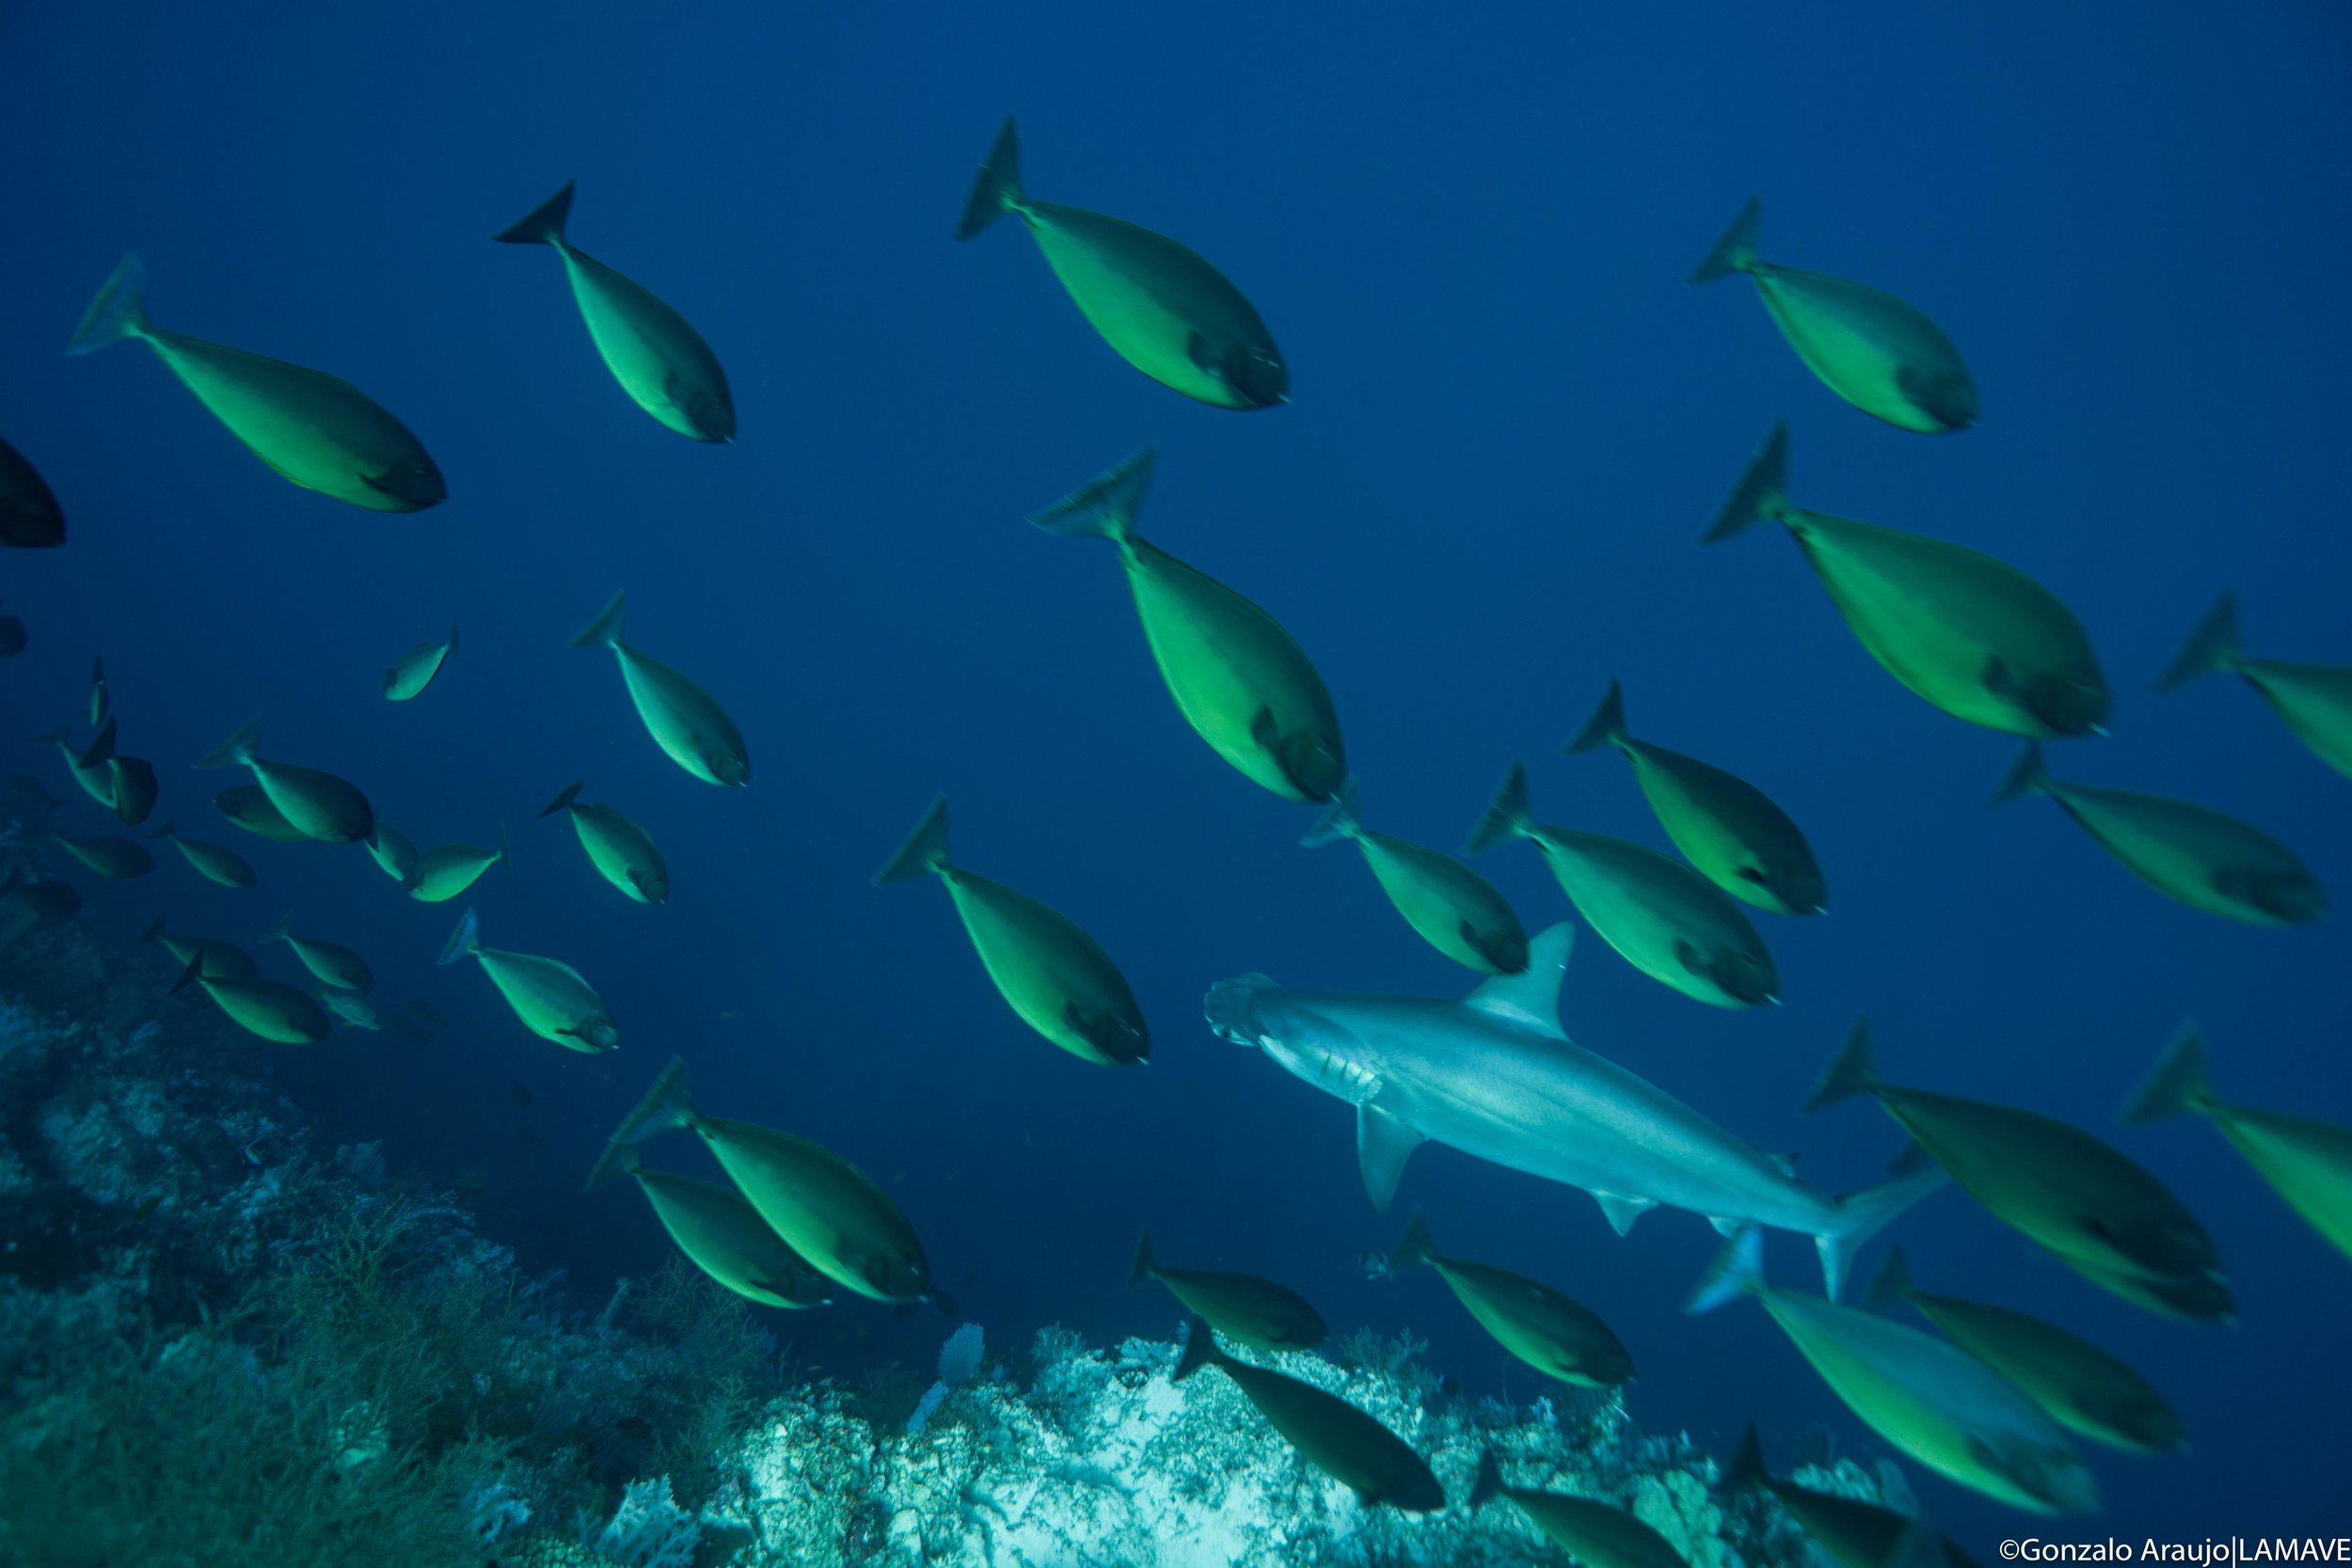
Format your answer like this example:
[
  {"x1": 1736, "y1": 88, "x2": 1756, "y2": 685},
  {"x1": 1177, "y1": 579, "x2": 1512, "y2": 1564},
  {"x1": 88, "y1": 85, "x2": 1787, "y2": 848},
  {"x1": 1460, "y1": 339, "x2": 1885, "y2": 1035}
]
[{"x1": 0, "y1": 846, "x2": 1889, "y2": 1566}]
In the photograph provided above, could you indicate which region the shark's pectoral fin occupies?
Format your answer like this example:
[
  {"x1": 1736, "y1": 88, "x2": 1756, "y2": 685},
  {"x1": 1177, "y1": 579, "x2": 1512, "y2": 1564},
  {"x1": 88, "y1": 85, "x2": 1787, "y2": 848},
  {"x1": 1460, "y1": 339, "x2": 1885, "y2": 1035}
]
[
  {"x1": 1593, "y1": 1191, "x2": 1656, "y2": 1237},
  {"x1": 1357, "y1": 1104, "x2": 1425, "y2": 1213},
  {"x1": 1463, "y1": 924, "x2": 1576, "y2": 1033}
]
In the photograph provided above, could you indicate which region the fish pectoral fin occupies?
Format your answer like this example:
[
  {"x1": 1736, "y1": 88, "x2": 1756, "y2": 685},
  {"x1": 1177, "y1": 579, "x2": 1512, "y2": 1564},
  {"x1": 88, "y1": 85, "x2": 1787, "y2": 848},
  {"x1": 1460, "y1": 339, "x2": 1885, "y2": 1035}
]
[
  {"x1": 1061, "y1": 1001, "x2": 1139, "y2": 1057},
  {"x1": 1356, "y1": 1103, "x2": 1425, "y2": 1214},
  {"x1": 1593, "y1": 1192, "x2": 1656, "y2": 1237},
  {"x1": 1735, "y1": 864, "x2": 1769, "y2": 884}
]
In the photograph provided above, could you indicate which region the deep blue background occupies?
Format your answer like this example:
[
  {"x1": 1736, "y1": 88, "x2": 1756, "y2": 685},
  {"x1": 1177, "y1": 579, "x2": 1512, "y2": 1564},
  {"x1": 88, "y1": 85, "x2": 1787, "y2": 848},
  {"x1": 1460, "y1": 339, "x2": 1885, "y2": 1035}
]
[{"x1": 5, "y1": 0, "x2": 2347, "y2": 1544}]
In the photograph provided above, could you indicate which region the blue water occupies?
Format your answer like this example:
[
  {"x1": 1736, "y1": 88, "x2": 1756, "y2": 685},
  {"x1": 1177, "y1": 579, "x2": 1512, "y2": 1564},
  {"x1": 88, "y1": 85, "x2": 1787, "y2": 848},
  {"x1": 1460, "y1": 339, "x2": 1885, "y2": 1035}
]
[{"x1": 5, "y1": 0, "x2": 2346, "y2": 1547}]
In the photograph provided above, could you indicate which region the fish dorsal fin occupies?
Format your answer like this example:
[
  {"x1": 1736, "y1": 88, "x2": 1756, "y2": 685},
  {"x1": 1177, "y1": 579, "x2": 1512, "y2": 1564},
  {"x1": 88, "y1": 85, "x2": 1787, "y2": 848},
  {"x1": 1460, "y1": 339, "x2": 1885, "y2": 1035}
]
[
  {"x1": 1463, "y1": 923, "x2": 1575, "y2": 1034},
  {"x1": 1594, "y1": 1192, "x2": 1656, "y2": 1236},
  {"x1": 1357, "y1": 1104, "x2": 1425, "y2": 1214}
]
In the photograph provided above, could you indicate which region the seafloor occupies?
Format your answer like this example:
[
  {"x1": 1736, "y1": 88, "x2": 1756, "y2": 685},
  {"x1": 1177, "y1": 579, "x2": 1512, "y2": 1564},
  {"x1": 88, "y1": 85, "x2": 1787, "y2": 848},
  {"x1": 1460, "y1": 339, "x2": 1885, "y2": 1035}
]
[{"x1": 0, "y1": 830, "x2": 1900, "y2": 1567}]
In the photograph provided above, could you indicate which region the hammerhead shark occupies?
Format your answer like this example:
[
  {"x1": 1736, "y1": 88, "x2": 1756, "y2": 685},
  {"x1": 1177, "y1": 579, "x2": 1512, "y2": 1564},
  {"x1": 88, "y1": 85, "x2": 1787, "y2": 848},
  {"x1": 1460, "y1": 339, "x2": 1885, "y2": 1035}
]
[{"x1": 1205, "y1": 924, "x2": 1941, "y2": 1299}]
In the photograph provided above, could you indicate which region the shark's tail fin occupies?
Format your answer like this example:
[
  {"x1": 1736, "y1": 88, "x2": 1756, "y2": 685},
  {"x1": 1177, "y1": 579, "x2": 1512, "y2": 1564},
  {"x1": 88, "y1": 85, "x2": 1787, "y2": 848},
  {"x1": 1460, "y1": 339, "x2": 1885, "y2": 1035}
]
[
  {"x1": 1461, "y1": 761, "x2": 1534, "y2": 856},
  {"x1": 1815, "y1": 1146, "x2": 1947, "y2": 1301}
]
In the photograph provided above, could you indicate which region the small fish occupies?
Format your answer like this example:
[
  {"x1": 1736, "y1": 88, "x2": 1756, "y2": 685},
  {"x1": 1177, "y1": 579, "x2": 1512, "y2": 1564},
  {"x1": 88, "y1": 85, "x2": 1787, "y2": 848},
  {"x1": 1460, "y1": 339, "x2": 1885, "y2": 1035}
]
[
  {"x1": 50, "y1": 831, "x2": 155, "y2": 880},
  {"x1": 956, "y1": 118, "x2": 1286, "y2": 410},
  {"x1": 365, "y1": 812, "x2": 421, "y2": 880},
  {"x1": 538, "y1": 781, "x2": 667, "y2": 904},
  {"x1": 570, "y1": 593, "x2": 748, "y2": 786},
  {"x1": 874, "y1": 798, "x2": 1147, "y2": 1066},
  {"x1": 1302, "y1": 777, "x2": 1529, "y2": 974},
  {"x1": 1392, "y1": 1210, "x2": 1631, "y2": 1387},
  {"x1": 66, "y1": 254, "x2": 445, "y2": 512},
  {"x1": 2155, "y1": 592, "x2": 2352, "y2": 780},
  {"x1": 0, "y1": 434, "x2": 65, "y2": 546},
  {"x1": 1128, "y1": 1227, "x2": 1325, "y2": 1352},
  {"x1": 260, "y1": 914, "x2": 373, "y2": 992},
  {"x1": 170, "y1": 953, "x2": 330, "y2": 1045},
  {"x1": 381, "y1": 618, "x2": 458, "y2": 702},
  {"x1": 1690, "y1": 197, "x2": 1977, "y2": 434},
  {"x1": 406, "y1": 825, "x2": 508, "y2": 903},
  {"x1": 494, "y1": 182, "x2": 735, "y2": 443},
  {"x1": 1470, "y1": 1451, "x2": 1687, "y2": 1568},
  {"x1": 131, "y1": 1194, "x2": 163, "y2": 1222},
  {"x1": 1358, "y1": 1249, "x2": 1392, "y2": 1281},
  {"x1": 411, "y1": 999, "x2": 451, "y2": 1028},
  {"x1": 106, "y1": 753, "x2": 158, "y2": 828},
  {"x1": 38, "y1": 722, "x2": 116, "y2": 809},
  {"x1": 381, "y1": 1013, "x2": 433, "y2": 1043},
  {"x1": 0, "y1": 868, "x2": 80, "y2": 955},
  {"x1": 134, "y1": 915, "x2": 256, "y2": 979},
  {"x1": 438, "y1": 907, "x2": 616, "y2": 1053},
  {"x1": 316, "y1": 987, "x2": 383, "y2": 1031},
  {"x1": 215, "y1": 784, "x2": 310, "y2": 844},
  {"x1": 194, "y1": 720, "x2": 373, "y2": 843},
  {"x1": 585, "y1": 1144, "x2": 834, "y2": 1309},
  {"x1": 150, "y1": 818, "x2": 258, "y2": 889}
]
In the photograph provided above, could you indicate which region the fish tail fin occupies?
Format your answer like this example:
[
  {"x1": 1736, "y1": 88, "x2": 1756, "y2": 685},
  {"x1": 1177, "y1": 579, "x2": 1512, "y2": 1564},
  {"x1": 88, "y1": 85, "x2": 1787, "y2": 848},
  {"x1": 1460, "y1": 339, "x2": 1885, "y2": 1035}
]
[
  {"x1": 492, "y1": 181, "x2": 575, "y2": 246},
  {"x1": 1818, "y1": 1152, "x2": 1947, "y2": 1302},
  {"x1": 436, "y1": 907, "x2": 482, "y2": 967},
  {"x1": 83, "y1": 719, "x2": 117, "y2": 768},
  {"x1": 1126, "y1": 1227, "x2": 1158, "y2": 1289},
  {"x1": 2121, "y1": 1020, "x2": 2216, "y2": 1127},
  {"x1": 954, "y1": 116, "x2": 1025, "y2": 241},
  {"x1": 1029, "y1": 447, "x2": 1154, "y2": 544},
  {"x1": 1685, "y1": 1225, "x2": 1765, "y2": 1314},
  {"x1": 1392, "y1": 1208, "x2": 1436, "y2": 1272},
  {"x1": 66, "y1": 254, "x2": 151, "y2": 356},
  {"x1": 194, "y1": 719, "x2": 259, "y2": 771},
  {"x1": 1803, "y1": 1016, "x2": 1882, "y2": 1113},
  {"x1": 607, "y1": 1054, "x2": 699, "y2": 1146},
  {"x1": 1470, "y1": 1450, "x2": 1503, "y2": 1510},
  {"x1": 1724, "y1": 1423, "x2": 1769, "y2": 1493},
  {"x1": 582, "y1": 1134, "x2": 643, "y2": 1193},
  {"x1": 2153, "y1": 592, "x2": 2242, "y2": 693},
  {"x1": 1862, "y1": 1243, "x2": 1915, "y2": 1312},
  {"x1": 1987, "y1": 740, "x2": 2050, "y2": 806},
  {"x1": 134, "y1": 915, "x2": 165, "y2": 947},
  {"x1": 496, "y1": 821, "x2": 510, "y2": 868},
  {"x1": 1687, "y1": 197, "x2": 1761, "y2": 284},
  {"x1": 168, "y1": 952, "x2": 206, "y2": 997},
  {"x1": 259, "y1": 913, "x2": 291, "y2": 946},
  {"x1": 537, "y1": 782, "x2": 584, "y2": 819},
  {"x1": 1171, "y1": 1314, "x2": 1225, "y2": 1382},
  {"x1": 1564, "y1": 677, "x2": 1629, "y2": 755},
  {"x1": 1461, "y1": 761, "x2": 1534, "y2": 856},
  {"x1": 1701, "y1": 420, "x2": 1790, "y2": 545},
  {"x1": 144, "y1": 817, "x2": 175, "y2": 842},
  {"x1": 31, "y1": 727, "x2": 70, "y2": 747},
  {"x1": 1298, "y1": 775, "x2": 1362, "y2": 848},
  {"x1": 569, "y1": 592, "x2": 627, "y2": 650},
  {"x1": 446, "y1": 617, "x2": 459, "y2": 657},
  {"x1": 873, "y1": 796, "x2": 950, "y2": 885}
]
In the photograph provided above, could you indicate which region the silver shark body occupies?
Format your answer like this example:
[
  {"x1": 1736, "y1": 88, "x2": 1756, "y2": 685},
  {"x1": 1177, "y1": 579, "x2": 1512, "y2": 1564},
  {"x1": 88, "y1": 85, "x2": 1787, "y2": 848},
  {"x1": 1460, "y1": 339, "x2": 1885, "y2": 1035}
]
[{"x1": 1205, "y1": 926, "x2": 1939, "y2": 1298}]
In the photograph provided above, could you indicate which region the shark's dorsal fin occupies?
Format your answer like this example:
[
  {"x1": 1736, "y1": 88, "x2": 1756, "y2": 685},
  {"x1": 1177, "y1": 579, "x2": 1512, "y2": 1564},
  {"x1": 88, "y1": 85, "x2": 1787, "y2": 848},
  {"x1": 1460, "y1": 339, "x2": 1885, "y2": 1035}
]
[
  {"x1": 1357, "y1": 1104, "x2": 1425, "y2": 1213},
  {"x1": 1463, "y1": 923, "x2": 1575, "y2": 1034},
  {"x1": 1594, "y1": 1191, "x2": 1655, "y2": 1236}
]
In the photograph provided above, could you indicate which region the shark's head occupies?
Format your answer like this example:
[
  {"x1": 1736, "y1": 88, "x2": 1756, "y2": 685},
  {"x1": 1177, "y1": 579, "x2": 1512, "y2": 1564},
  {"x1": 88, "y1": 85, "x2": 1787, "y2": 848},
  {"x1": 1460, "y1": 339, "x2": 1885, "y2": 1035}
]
[{"x1": 1204, "y1": 974, "x2": 1383, "y2": 1104}]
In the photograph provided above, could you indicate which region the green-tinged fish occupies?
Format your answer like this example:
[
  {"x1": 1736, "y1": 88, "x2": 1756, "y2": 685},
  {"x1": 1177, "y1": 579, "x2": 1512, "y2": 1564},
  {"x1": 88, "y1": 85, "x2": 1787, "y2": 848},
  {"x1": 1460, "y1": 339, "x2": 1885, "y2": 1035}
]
[
  {"x1": 317, "y1": 988, "x2": 382, "y2": 1031},
  {"x1": 1126, "y1": 1228, "x2": 1325, "y2": 1351},
  {"x1": 0, "y1": 869, "x2": 80, "y2": 956},
  {"x1": 2123, "y1": 1022, "x2": 2352, "y2": 1264},
  {"x1": 956, "y1": 118, "x2": 1286, "y2": 410},
  {"x1": 1689, "y1": 1227, "x2": 2097, "y2": 1514},
  {"x1": 1466, "y1": 761, "x2": 1778, "y2": 1007},
  {"x1": 365, "y1": 812, "x2": 419, "y2": 879},
  {"x1": 88, "y1": 657, "x2": 109, "y2": 729},
  {"x1": 1690, "y1": 198, "x2": 1977, "y2": 435},
  {"x1": 215, "y1": 784, "x2": 310, "y2": 843},
  {"x1": 382, "y1": 1013, "x2": 433, "y2": 1043},
  {"x1": 1705, "y1": 423, "x2": 2106, "y2": 738},
  {"x1": 1302, "y1": 778, "x2": 1529, "y2": 974},
  {"x1": 1172, "y1": 1316, "x2": 1442, "y2": 1511},
  {"x1": 65, "y1": 254, "x2": 444, "y2": 512},
  {"x1": 1808, "y1": 1020, "x2": 2230, "y2": 1321},
  {"x1": 260, "y1": 913, "x2": 373, "y2": 992},
  {"x1": 1470, "y1": 1451, "x2": 1687, "y2": 1568},
  {"x1": 170, "y1": 954, "x2": 330, "y2": 1045},
  {"x1": 40, "y1": 721, "x2": 116, "y2": 809},
  {"x1": 406, "y1": 825, "x2": 507, "y2": 903},
  {"x1": 494, "y1": 182, "x2": 736, "y2": 443},
  {"x1": 1393, "y1": 1211, "x2": 1632, "y2": 1387},
  {"x1": 2156, "y1": 592, "x2": 2352, "y2": 780},
  {"x1": 606, "y1": 1056, "x2": 930, "y2": 1303},
  {"x1": 1031, "y1": 449, "x2": 1343, "y2": 801},
  {"x1": 411, "y1": 999, "x2": 450, "y2": 1029},
  {"x1": 569, "y1": 592, "x2": 748, "y2": 786},
  {"x1": 149, "y1": 818, "x2": 257, "y2": 889},
  {"x1": 1722, "y1": 1422, "x2": 1926, "y2": 1568},
  {"x1": 437, "y1": 906, "x2": 616, "y2": 1053},
  {"x1": 50, "y1": 831, "x2": 153, "y2": 880},
  {"x1": 1867, "y1": 1247, "x2": 2185, "y2": 1454},
  {"x1": 381, "y1": 618, "x2": 457, "y2": 702},
  {"x1": 1991, "y1": 741, "x2": 2325, "y2": 927},
  {"x1": 538, "y1": 781, "x2": 667, "y2": 904},
  {"x1": 195, "y1": 720, "x2": 373, "y2": 843},
  {"x1": 0, "y1": 433, "x2": 65, "y2": 546},
  {"x1": 107, "y1": 752, "x2": 157, "y2": 828},
  {"x1": 134, "y1": 915, "x2": 257, "y2": 980},
  {"x1": 874, "y1": 798, "x2": 1148, "y2": 1066},
  {"x1": 1566, "y1": 679, "x2": 1825, "y2": 916},
  {"x1": 587, "y1": 1142, "x2": 831, "y2": 1309}
]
